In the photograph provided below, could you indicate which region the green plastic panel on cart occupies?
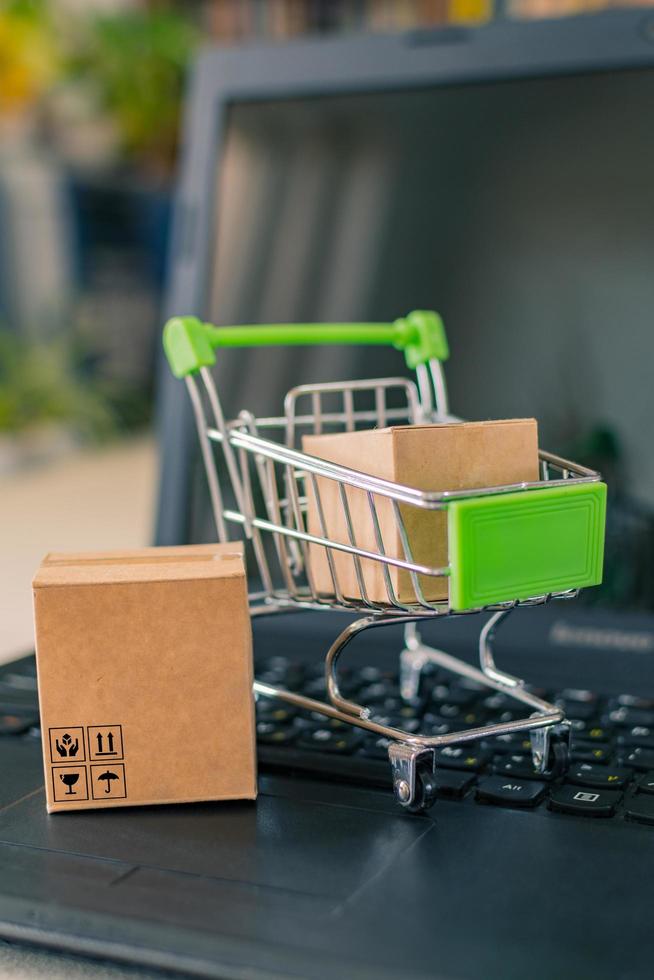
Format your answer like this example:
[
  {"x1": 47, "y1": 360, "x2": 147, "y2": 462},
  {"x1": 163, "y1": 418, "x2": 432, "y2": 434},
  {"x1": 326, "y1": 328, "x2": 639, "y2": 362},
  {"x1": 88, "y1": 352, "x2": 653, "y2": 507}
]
[{"x1": 447, "y1": 482, "x2": 607, "y2": 611}]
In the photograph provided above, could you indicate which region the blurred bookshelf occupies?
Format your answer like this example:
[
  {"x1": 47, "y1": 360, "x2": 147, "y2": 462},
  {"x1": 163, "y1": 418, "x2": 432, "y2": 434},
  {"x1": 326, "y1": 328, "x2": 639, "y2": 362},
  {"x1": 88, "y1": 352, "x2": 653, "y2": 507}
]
[{"x1": 183, "y1": 0, "x2": 654, "y2": 39}]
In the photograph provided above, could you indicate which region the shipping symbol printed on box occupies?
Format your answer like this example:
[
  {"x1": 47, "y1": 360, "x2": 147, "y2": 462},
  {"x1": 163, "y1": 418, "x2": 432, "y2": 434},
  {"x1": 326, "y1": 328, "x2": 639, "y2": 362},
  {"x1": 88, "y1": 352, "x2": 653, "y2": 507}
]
[
  {"x1": 47, "y1": 725, "x2": 127, "y2": 804},
  {"x1": 52, "y1": 764, "x2": 89, "y2": 804},
  {"x1": 90, "y1": 762, "x2": 127, "y2": 801},
  {"x1": 88, "y1": 725, "x2": 124, "y2": 761}
]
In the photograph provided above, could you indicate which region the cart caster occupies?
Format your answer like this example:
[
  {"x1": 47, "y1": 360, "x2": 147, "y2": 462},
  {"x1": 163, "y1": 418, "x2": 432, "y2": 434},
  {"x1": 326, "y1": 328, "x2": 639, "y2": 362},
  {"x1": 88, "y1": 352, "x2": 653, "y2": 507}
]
[
  {"x1": 388, "y1": 743, "x2": 437, "y2": 813},
  {"x1": 530, "y1": 721, "x2": 571, "y2": 778},
  {"x1": 403, "y1": 761, "x2": 438, "y2": 813}
]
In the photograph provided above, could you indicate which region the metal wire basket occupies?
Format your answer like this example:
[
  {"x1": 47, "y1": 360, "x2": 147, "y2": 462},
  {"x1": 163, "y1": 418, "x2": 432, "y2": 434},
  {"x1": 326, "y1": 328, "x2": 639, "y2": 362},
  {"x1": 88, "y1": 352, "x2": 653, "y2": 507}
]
[{"x1": 163, "y1": 311, "x2": 607, "y2": 812}]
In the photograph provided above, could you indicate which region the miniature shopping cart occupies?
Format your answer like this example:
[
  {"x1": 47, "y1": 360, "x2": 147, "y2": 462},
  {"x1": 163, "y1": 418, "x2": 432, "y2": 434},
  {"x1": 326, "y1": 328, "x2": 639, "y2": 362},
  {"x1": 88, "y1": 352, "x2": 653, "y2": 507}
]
[{"x1": 163, "y1": 311, "x2": 607, "y2": 812}]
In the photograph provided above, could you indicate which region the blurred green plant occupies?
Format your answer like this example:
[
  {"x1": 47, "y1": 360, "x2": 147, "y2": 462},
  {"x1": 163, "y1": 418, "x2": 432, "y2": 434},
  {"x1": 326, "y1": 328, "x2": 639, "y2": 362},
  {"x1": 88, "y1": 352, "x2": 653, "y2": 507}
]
[
  {"x1": 0, "y1": 330, "x2": 115, "y2": 439},
  {"x1": 0, "y1": 0, "x2": 58, "y2": 117},
  {"x1": 67, "y1": 8, "x2": 199, "y2": 175}
]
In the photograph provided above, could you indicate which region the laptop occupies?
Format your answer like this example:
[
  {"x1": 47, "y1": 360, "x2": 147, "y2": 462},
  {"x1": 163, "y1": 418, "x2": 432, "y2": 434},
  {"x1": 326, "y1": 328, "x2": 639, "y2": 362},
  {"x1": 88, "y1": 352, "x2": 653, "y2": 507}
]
[{"x1": 2, "y1": 11, "x2": 654, "y2": 978}]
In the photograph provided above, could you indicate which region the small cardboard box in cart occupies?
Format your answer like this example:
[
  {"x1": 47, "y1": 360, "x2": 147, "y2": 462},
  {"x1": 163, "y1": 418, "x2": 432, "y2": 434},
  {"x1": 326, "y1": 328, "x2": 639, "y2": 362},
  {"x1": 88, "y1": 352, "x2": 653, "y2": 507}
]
[
  {"x1": 303, "y1": 419, "x2": 540, "y2": 604},
  {"x1": 32, "y1": 542, "x2": 257, "y2": 813}
]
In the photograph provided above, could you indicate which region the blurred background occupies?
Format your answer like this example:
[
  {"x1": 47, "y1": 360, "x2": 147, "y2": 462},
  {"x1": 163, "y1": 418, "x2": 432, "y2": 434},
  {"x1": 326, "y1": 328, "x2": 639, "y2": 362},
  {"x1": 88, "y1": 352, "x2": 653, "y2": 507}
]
[{"x1": 1, "y1": 0, "x2": 654, "y2": 662}]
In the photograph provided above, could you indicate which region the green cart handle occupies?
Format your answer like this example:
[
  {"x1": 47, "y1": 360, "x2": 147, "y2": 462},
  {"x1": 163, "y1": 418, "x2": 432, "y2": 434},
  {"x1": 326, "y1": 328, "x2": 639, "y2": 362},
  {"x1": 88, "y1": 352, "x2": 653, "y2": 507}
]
[{"x1": 163, "y1": 310, "x2": 448, "y2": 379}]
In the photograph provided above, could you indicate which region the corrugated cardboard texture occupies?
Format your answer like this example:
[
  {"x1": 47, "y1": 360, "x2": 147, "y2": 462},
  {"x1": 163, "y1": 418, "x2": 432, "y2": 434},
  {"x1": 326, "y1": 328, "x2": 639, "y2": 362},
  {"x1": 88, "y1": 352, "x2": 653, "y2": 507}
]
[
  {"x1": 303, "y1": 420, "x2": 539, "y2": 603},
  {"x1": 33, "y1": 543, "x2": 256, "y2": 813}
]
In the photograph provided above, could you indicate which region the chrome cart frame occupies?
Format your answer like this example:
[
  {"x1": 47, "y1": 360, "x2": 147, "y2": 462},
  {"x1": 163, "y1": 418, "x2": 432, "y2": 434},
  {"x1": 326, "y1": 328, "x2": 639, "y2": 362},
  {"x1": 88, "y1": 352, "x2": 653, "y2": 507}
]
[{"x1": 164, "y1": 311, "x2": 606, "y2": 811}]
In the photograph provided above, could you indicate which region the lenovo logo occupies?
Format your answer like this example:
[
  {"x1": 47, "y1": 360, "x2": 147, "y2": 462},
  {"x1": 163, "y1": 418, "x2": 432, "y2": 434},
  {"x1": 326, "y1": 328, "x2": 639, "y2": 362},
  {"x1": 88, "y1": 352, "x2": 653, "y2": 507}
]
[{"x1": 549, "y1": 621, "x2": 654, "y2": 654}]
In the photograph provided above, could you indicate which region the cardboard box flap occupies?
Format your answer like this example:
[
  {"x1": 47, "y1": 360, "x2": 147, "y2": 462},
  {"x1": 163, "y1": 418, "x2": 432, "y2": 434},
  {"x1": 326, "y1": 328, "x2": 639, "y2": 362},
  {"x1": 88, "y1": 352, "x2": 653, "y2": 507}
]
[
  {"x1": 304, "y1": 418, "x2": 537, "y2": 443},
  {"x1": 33, "y1": 542, "x2": 245, "y2": 588},
  {"x1": 384, "y1": 418, "x2": 536, "y2": 432}
]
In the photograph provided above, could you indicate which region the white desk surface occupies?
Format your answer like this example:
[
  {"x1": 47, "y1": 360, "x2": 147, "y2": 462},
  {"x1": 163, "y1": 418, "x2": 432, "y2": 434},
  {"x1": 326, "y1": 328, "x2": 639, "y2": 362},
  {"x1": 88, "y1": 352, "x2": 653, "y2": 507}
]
[{"x1": 0, "y1": 435, "x2": 157, "y2": 666}]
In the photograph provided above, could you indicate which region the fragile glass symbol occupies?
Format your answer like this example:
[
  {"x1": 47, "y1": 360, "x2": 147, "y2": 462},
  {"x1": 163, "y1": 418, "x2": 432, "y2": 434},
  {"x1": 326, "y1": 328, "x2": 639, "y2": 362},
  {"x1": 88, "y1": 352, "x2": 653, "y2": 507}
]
[
  {"x1": 59, "y1": 772, "x2": 80, "y2": 795},
  {"x1": 97, "y1": 770, "x2": 119, "y2": 793}
]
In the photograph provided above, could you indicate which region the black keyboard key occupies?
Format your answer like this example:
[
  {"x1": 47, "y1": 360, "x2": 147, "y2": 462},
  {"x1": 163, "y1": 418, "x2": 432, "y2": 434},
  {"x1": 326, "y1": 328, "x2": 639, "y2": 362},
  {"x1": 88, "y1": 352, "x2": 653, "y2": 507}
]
[
  {"x1": 429, "y1": 702, "x2": 471, "y2": 720},
  {"x1": 454, "y1": 676, "x2": 486, "y2": 692},
  {"x1": 296, "y1": 713, "x2": 351, "y2": 731},
  {"x1": 422, "y1": 715, "x2": 454, "y2": 737},
  {"x1": 263, "y1": 655, "x2": 293, "y2": 672},
  {"x1": 549, "y1": 784, "x2": 621, "y2": 817},
  {"x1": 334, "y1": 668, "x2": 364, "y2": 698},
  {"x1": 429, "y1": 706, "x2": 486, "y2": 727},
  {"x1": 0, "y1": 712, "x2": 38, "y2": 736},
  {"x1": 256, "y1": 721, "x2": 298, "y2": 746},
  {"x1": 456, "y1": 708, "x2": 487, "y2": 728},
  {"x1": 576, "y1": 725, "x2": 609, "y2": 744},
  {"x1": 435, "y1": 769, "x2": 475, "y2": 799},
  {"x1": 257, "y1": 656, "x2": 305, "y2": 685},
  {"x1": 485, "y1": 709, "x2": 522, "y2": 725},
  {"x1": 430, "y1": 685, "x2": 477, "y2": 708},
  {"x1": 493, "y1": 754, "x2": 551, "y2": 781},
  {"x1": 636, "y1": 772, "x2": 654, "y2": 795},
  {"x1": 568, "y1": 763, "x2": 632, "y2": 790},
  {"x1": 617, "y1": 727, "x2": 654, "y2": 751},
  {"x1": 370, "y1": 714, "x2": 421, "y2": 734},
  {"x1": 606, "y1": 707, "x2": 654, "y2": 728},
  {"x1": 624, "y1": 794, "x2": 654, "y2": 825},
  {"x1": 560, "y1": 688, "x2": 597, "y2": 704},
  {"x1": 481, "y1": 692, "x2": 513, "y2": 712},
  {"x1": 301, "y1": 678, "x2": 328, "y2": 699},
  {"x1": 434, "y1": 746, "x2": 490, "y2": 772},
  {"x1": 358, "y1": 666, "x2": 391, "y2": 684},
  {"x1": 484, "y1": 733, "x2": 533, "y2": 755},
  {"x1": 620, "y1": 748, "x2": 654, "y2": 772},
  {"x1": 373, "y1": 699, "x2": 423, "y2": 720},
  {"x1": 358, "y1": 682, "x2": 401, "y2": 704},
  {"x1": 570, "y1": 745, "x2": 609, "y2": 765},
  {"x1": 358, "y1": 737, "x2": 392, "y2": 761},
  {"x1": 296, "y1": 728, "x2": 363, "y2": 754},
  {"x1": 256, "y1": 702, "x2": 298, "y2": 724},
  {"x1": 566, "y1": 718, "x2": 598, "y2": 737},
  {"x1": 611, "y1": 694, "x2": 654, "y2": 710},
  {"x1": 557, "y1": 699, "x2": 596, "y2": 722},
  {"x1": 476, "y1": 775, "x2": 546, "y2": 808}
]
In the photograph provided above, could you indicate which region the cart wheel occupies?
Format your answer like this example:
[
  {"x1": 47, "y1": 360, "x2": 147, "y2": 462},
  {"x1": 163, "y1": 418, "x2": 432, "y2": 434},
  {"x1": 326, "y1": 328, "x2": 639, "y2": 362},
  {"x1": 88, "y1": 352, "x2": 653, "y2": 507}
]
[
  {"x1": 548, "y1": 739, "x2": 569, "y2": 778},
  {"x1": 402, "y1": 761, "x2": 438, "y2": 814}
]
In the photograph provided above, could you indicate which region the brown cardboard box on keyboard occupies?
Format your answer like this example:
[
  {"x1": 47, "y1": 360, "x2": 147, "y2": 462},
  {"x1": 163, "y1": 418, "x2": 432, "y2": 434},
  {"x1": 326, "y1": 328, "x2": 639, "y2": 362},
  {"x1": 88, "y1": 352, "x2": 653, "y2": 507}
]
[
  {"x1": 32, "y1": 542, "x2": 256, "y2": 813},
  {"x1": 302, "y1": 419, "x2": 539, "y2": 605}
]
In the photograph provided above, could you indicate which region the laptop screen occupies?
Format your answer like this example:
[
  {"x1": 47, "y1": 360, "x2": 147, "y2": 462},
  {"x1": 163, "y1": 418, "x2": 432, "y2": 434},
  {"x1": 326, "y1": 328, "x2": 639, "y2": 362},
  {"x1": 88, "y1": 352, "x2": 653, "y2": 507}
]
[{"x1": 199, "y1": 67, "x2": 654, "y2": 610}]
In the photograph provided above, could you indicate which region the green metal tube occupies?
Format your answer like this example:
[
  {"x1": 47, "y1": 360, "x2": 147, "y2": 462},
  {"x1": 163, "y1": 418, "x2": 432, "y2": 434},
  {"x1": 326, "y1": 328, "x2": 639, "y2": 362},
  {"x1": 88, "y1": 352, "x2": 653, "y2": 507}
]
[
  {"x1": 163, "y1": 310, "x2": 448, "y2": 378},
  {"x1": 204, "y1": 322, "x2": 398, "y2": 349}
]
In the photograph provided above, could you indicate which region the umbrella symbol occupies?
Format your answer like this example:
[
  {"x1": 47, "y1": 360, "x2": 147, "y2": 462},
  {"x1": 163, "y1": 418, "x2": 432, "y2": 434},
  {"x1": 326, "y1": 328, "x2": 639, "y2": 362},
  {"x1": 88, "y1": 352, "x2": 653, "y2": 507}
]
[{"x1": 97, "y1": 770, "x2": 119, "y2": 794}]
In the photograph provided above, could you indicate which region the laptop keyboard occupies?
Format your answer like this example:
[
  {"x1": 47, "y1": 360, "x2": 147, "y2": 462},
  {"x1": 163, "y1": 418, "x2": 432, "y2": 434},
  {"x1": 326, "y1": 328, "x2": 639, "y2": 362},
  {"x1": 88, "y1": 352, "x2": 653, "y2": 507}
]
[
  {"x1": 253, "y1": 653, "x2": 654, "y2": 823},
  {"x1": 3, "y1": 652, "x2": 654, "y2": 824}
]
